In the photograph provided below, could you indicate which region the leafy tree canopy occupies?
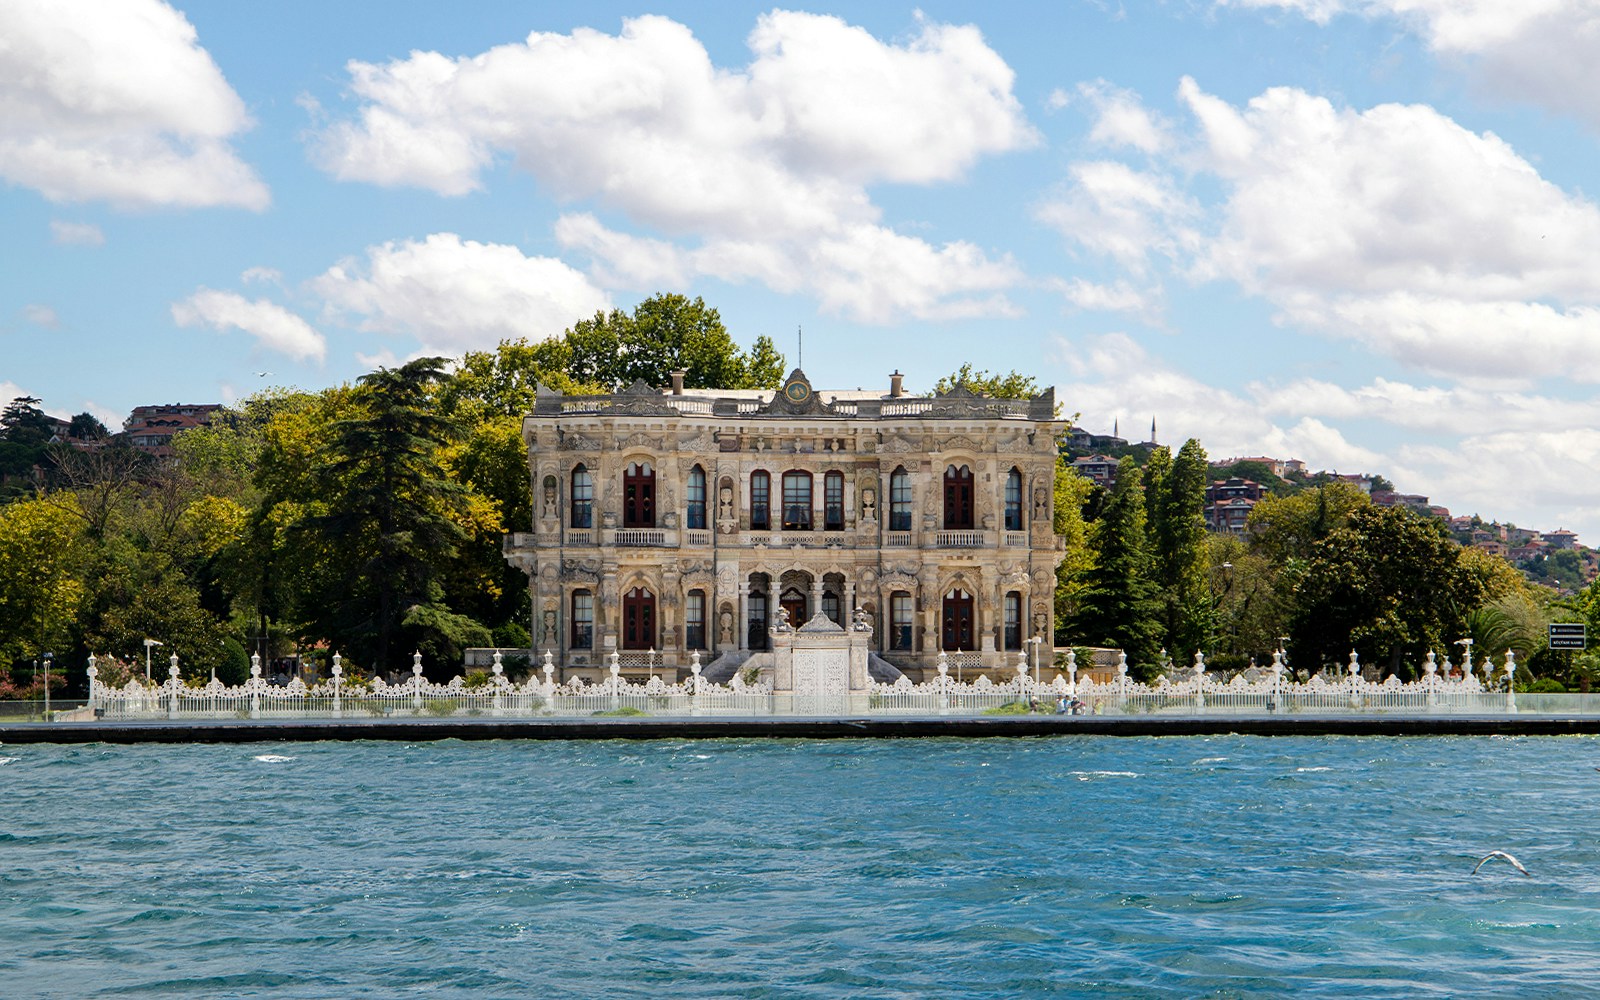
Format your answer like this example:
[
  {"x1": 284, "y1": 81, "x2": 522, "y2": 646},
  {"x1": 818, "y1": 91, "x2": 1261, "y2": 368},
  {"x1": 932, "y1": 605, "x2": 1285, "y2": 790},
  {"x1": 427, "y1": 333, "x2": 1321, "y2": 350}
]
[
  {"x1": 443, "y1": 294, "x2": 787, "y2": 416},
  {"x1": 1247, "y1": 481, "x2": 1371, "y2": 565},
  {"x1": 1289, "y1": 505, "x2": 1483, "y2": 673},
  {"x1": 933, "y1": 365, "x2": 1041, "y2": 400}
]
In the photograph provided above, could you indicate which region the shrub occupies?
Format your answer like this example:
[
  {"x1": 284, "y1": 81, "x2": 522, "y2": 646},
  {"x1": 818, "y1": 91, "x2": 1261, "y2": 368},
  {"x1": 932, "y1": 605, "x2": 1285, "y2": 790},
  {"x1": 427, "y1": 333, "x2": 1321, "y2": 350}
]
[
  {"x1": 423, "y1": 698, "x2": 460, "y2": 717},
  {"x1": 983, "y1": 700, "x2": 1033, "y2": 715},
  {"x1": 592, "y1": 706, "x2": 647, "y2": 717}
]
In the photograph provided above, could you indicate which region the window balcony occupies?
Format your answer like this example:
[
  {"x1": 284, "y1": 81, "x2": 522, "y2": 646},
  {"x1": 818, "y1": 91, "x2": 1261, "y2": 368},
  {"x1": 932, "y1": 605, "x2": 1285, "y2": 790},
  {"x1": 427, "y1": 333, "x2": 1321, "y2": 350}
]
[{"x1": 610, "y1": 528, "x2": 672, "y2": 547}]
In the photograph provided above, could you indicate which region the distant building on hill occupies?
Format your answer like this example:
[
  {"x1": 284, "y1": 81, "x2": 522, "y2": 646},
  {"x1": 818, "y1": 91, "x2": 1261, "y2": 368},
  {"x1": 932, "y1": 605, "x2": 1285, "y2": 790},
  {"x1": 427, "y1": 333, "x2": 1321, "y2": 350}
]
[
  {"x1": 1204, "y1": 477, "x2": 1265, "y2": 534},
  {"x1": 1542, "y1": 529, "x2": 1580, "y2": 550},
  {"x1": 123, "y1": 403, "x2": 221, "y2": 458},
  {"x1": 1071, "y1": 455, "x2": 1118, "y2": 487}
]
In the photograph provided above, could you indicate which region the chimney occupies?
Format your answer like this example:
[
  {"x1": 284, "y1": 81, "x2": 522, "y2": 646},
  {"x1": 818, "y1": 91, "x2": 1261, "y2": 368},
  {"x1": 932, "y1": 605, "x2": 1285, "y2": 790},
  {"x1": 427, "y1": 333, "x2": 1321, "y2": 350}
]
[
  {"x1": 669, "y1": 369, "x2": 686, "y2": 395},
  {"x1": 889, "y1": 370, "x2": 904, "y2": 398}
]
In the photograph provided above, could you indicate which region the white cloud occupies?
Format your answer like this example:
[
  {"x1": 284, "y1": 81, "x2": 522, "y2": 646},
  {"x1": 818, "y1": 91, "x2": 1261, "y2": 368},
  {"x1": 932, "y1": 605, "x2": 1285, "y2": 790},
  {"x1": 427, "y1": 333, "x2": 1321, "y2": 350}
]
[
  {"x1": 311, "y1": 233, "x2": 610, "y2": 354},
  {"x1": 49, "y1": 221, "x2": 104, "y2": 246},
  {"x1": 1076, "y1": 80, "x2": 1171, "y2": 153},
  {"x1": 1252, "y1": 375, "x2": 1600, "y2": 436},
  {"x1": 0, "y1": 0, "x2": 267, "y2": 209},
  {"x1": 312, "y1": 12, "x2": 1033, "y2": 323},
  {"x1": 1394, "y1": 429, "x2": 1600, "y2": 542},
  {"x1": 1057, "y1": 332, "x2": 1383, "y2": 469},
  {"x1": 1036, "y1": 160, "x2": 1199, "y2": 275},
  {"x1": 1221, "y1": 1, "x2": 1600, "y2": 133},
  {"x1": 241, "y1": 266, "x2": 282, "y2": 285},
  {"x1": 1157, "y1": 78, "x2": 1600, "y2": 383},
  {"x1": 1053, "y1": 278, "x2": 1159, "y2": 317},
  {"x1": 78, "y1": 400, "x2": 122, "y2": 430},
  {"x1": 172, "y1": 290, "x2": 326, "y2": 362},
  {"x1": 22, "y1": 304, "x2": 59, "y2": 328}
]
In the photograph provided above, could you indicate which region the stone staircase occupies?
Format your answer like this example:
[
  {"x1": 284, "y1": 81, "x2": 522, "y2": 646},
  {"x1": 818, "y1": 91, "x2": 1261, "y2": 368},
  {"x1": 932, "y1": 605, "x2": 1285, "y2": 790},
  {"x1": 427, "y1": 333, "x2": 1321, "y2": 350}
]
[{"x1": 867, "y1": 653, "x2": 905, "y2": 683}]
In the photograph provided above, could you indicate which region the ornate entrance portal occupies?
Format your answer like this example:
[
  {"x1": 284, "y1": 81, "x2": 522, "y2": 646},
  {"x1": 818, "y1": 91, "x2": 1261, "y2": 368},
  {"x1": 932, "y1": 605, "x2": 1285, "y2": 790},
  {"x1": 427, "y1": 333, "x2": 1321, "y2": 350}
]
[{"x1": 941, "y1": 589, "x2": 975, "y2": 650}]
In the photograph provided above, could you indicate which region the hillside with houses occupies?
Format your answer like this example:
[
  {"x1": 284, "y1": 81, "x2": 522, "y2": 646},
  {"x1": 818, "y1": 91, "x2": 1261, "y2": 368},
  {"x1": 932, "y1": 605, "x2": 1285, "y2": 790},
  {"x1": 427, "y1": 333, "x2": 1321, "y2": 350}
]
[{"x1": 1062, "y1": 426, "x2": 1596, "y2": 594}]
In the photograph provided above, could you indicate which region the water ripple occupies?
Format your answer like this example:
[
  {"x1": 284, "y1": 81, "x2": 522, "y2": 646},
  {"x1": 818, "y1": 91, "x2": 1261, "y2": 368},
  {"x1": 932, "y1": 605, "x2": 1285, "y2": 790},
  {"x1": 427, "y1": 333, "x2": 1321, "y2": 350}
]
[{"x1": 6, "y1": 736, "x2": 1600, "y2": 996}]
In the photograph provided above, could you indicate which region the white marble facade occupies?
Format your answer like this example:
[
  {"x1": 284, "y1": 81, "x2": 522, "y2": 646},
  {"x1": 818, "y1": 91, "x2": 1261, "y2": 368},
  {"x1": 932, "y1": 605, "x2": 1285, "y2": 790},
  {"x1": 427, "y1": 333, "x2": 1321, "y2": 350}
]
[{"x1": 503, "y1": 369, "x2": 1068, "y2": 681}]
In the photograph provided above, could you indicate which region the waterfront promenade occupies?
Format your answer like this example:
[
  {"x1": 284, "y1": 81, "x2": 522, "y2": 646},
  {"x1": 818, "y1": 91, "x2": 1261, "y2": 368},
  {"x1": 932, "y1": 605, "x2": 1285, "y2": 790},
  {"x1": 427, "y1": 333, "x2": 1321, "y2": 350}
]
[{"x1": 8, "y1": 711, "x2": 1600, "y2": 743}]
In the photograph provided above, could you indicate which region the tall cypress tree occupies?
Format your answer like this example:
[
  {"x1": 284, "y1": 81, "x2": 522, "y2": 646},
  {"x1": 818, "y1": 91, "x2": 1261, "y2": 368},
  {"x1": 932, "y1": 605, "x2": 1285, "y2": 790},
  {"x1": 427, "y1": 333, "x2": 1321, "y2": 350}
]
[
  {"x1": 1150, "y1": 439, "x2": 1213, "y2": 657},
  {"x1": 1070, "y1": 457, "x2": 1161, "y2": 675}
]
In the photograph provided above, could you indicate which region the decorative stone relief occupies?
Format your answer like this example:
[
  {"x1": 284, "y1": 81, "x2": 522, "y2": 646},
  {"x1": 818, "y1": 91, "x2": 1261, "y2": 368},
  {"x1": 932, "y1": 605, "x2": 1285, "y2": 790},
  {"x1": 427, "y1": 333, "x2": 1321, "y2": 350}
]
[{"x1": 680, "y1": 431, "x2": 713, "y2": 452}]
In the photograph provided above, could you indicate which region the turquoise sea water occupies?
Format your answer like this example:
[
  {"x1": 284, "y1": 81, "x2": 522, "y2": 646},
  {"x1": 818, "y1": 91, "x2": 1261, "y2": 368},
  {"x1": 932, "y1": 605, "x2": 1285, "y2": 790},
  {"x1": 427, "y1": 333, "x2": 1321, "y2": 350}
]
[{"x1": 4, "y1": 736, "x2": 1600, "y2": 998}]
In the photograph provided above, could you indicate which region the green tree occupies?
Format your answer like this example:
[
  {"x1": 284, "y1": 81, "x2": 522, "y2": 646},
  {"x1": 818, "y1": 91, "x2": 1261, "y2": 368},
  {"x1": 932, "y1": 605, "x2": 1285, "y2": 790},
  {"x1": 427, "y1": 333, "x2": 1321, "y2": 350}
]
[
  {"x1": 1146, "y1": 439, "x2": 1213, "y2": 657},
  {"x1": 1067, "y1": 457, "x2": 1161, "y2": 675},
  {"x1": 442, "y1": 295, "x2": 787, "y2": 418},
  {"x1": 933, "y1": 365, "x2": 1041, "y2": 399},
  {"x1": 441, "y1": 337, "x2": 601, "y2": 417},
  {"x1": 1052, "y1": 455, "x2": 1096, "y2": 635},
  {"x1": 1289, "y1": 506, "x2": 1484, "y2": 674},
  {"x1": 67, "y1": 412, "x2": 109, "y2": 440},
  {"x1": 565, "y1": 294, "x2": 783, "y2": 390},
  {"x1": 0, "y1": 396, "x2": 55, "y2": 482},
  {"x1": 1247, "y1": 481, "x2": 1371, "y2": 565},
  {"x1": 0, "y1": 496, "x2": 87, "y2": 675},
  {"x1": 1207, "y1": 534, "x2": 1290, "y2": 666},
  {"x1": 290, "y1": 358, "x2": 475, "y2": 674}
]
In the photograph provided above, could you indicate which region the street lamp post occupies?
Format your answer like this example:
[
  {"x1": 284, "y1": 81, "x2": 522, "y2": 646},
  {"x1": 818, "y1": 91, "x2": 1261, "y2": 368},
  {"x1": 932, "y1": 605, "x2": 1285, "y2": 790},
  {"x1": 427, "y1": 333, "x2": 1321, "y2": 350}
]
[
  {"x1": 1028, "y1": 635, "x2": 1043, "y2": 685},
  {"x1": 41, "y1": 651, "x2": 52, "y2": 718},
  {"x1": 143, "y1": 638, "x2": 163, "y2": 682}
]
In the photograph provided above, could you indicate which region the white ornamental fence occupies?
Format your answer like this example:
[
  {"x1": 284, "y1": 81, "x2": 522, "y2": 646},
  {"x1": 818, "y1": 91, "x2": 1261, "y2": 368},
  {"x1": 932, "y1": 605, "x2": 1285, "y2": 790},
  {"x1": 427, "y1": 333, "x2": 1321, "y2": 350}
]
[{"x1": 78, "y1": 646, "x2": 1580, "y2": 721}]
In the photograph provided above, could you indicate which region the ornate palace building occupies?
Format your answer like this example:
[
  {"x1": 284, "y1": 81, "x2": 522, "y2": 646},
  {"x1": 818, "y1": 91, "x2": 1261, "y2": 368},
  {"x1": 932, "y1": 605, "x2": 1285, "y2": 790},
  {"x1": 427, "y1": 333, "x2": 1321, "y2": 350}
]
[{"x1": 504, "y1": 369, "x2": 1068, "y2": 682}]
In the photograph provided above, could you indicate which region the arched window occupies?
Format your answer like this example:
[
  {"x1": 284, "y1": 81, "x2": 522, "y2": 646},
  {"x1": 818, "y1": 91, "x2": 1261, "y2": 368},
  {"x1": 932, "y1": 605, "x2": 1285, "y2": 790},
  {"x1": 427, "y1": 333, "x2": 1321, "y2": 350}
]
[
  {"x1": 571, "y1": 464, "x2": 593, "y2": 529},
  {"x1": 685, "y1": 590, "x2": 706, "y2": 650},
  {"x1": 890, "y1": 592, "x2": 913, "y2": 650},
  {"x1": 622, "y1": 586, "x2": 656, "y2": 650},
  {"x1": 943, "y1": 464, "x2": 974, "y2": 530},
  {"x1": 822, "y1": 590, "x2": 841, "y2": 626},
  {"x1": 686, "y1": 465, "x2": 707, "y2": 530},
  {"x1": 623, "y1": 461, "x2": 655, "y2": 528},
  {"x1": 571, "y1": 590, "x2": 594, "y2": 649},
  {"x1": 824, "y1": 470, "x2": 845, "y2": 531},
  {"x1": 1005, "y1": 468, "x2": 1024, "y2": 531},
  {"x1": 750, "y1": 471, "x2": 771, "y2": 531},
  {"x1": 782, "y1": 471, "x2": 812, "y2": 531},
  {"x1": 747, "y1": 591, "x2": 769, "y2": 650},
  {"x1": 889, "y1": 467, "x2": 912, "y2": 531},
  {"x1": 1004, "y1": 591, "x2": 1022, "y2": 651},
  {"x1": 941, "y1": 588, "x2": 975, "y2": 651}
]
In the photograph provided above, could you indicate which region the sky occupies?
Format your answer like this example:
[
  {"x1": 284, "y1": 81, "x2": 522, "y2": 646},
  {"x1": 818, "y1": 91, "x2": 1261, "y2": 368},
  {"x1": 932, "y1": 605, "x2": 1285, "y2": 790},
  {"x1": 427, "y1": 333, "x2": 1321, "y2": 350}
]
[{"x1": 4, "y1": 0, "x2": 1600, "y2": 543}]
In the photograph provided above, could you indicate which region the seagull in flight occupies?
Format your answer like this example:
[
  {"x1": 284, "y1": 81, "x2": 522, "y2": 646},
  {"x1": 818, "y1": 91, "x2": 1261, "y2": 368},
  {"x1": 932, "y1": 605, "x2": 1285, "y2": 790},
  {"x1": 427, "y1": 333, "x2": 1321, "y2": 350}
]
[
  {"x1": 1473, "y1": 850, "x2": 1530, "y2": 877},
  {"x1": 254, "y1": 371, "x2": 273, "y2": 378}
]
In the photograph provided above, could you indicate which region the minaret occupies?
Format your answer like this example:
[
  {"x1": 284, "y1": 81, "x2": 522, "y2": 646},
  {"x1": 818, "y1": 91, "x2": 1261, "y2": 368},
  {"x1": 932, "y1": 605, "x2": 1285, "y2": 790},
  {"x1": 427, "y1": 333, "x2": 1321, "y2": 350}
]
[
  {"x1": 1113, "y1": 417, "x2": 1119, "y2": 440},
  {"x1": 1150, "y1": 416, "x2": 1157, "y2": 444}
]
